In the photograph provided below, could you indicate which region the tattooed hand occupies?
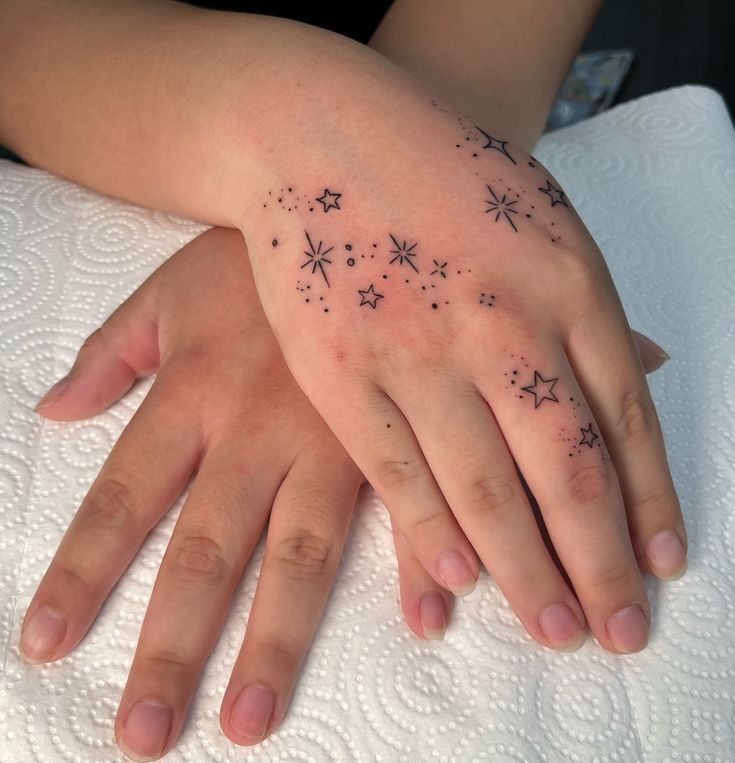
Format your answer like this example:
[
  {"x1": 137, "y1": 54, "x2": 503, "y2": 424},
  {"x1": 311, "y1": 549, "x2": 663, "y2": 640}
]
[
  {"x1": 22, "y1": 228, "x2": 456, "y2": 757},
  {"x1": 2, "y1": 2, "x2": 685, "y2": 656},
  {"x1": 241, "y1": 84, "x2": 686, "y2": 656}
]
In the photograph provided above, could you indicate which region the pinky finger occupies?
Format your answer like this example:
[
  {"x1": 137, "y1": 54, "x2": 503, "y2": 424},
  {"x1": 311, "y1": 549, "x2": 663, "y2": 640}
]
[{"x1": 391, "y1": 518, "x2": 454, "y2": 641}]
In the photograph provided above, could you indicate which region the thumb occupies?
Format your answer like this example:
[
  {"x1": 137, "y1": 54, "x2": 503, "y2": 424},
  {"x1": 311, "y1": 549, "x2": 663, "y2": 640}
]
[
  {"x1": 632, "y1": 329, "x2": 671, "y2": 375},
  {"x1": 34, "y1": 276, "x2": 161, "y2": 421}
]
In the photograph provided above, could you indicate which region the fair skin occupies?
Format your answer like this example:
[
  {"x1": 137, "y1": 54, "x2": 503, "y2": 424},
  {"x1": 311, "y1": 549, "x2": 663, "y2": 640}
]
[
  {"x1": 24, "y1": 227, "x2": 456, "y2": 759},
  {"x1": 2, "y1": 0, "x2": 684, "y2": 757},
  {"x1": 25, "y1": 227, "x2": 665, "y2": 762}
]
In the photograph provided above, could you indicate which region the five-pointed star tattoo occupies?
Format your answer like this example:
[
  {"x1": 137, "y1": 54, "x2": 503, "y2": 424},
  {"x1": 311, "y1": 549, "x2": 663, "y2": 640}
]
[
  {"x1": 538, "y1": 180, "x2": 568, "y2": 207},
  {"x1": 389, "y1": 234, "x2": 419, "y2": 272},
  {"x1": 521, "y1": 371, "x2": 560, "y2": 408},
  {"x1": 316, "y1": 188, "x2": 342, "y2": 212},
  {"x1": 579, "y1": 423, "x2": 599, "y2": 449},
  {"x1": 485, "y1": 185, "x2": 519, "y2": 232},
  {"x1": 301, "y1": 230, "x2": 333, "y2": 287},
  {"x1": 358, "y1": 284, "x2": 384, "y2": 309},
  {"x1": 475, "y1": 126, "x2": 517, "y2": 164},
  {"x1": 430, "y1": 259, "x2": 448, "y2": 278}
]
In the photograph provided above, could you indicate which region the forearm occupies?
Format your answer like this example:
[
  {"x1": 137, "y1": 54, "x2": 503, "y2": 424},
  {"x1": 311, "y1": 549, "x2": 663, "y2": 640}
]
[
  {"x1": 0, "y1": 0, "x2": 397, "y2": 226},
  {"x1": 369, "y1": 0, "x2": 603, "y2": 151}
]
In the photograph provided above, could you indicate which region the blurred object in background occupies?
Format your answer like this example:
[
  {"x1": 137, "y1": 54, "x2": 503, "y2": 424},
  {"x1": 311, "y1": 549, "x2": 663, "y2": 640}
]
[{"x1": 546, "y1": 50, "x2": 634, "y2": 131}]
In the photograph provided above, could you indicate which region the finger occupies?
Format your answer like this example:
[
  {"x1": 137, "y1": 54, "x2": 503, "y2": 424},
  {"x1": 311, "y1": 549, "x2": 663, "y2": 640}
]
[
  {"x1": 34, "y1": 272, "x2": 161, "y2": 420},
  {"x1": 631, "y1": 329, "x2": 670, "y2": 374},
  {"x1": 20, "y1": 376, "x2": 201, "y2": 665},
  {"x1": 391, "y1": 517, "x2": 454, "y2": 641},
  {"x1": 569, "y1": 313, "x2": 686, "y2": 581},
  {"x1": 392, "y1": 375, "x2": 587, "y2": 651},
  {"x1": 114, "y1": 440, "x2": 277, "y2": 761},
  {"x1": 482, "y1": 347, "x2": 650, "y2": 654},
  {"x1": 302, "y1": 380, "x2": 480, "y2": 597},
  {"x1": 221, "y1": 448, "x2": 361, "y2": 746}
]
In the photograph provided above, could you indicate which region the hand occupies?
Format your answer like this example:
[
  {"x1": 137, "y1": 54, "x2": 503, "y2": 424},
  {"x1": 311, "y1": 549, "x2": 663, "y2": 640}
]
[
  {"x1": 239, "y1": 75, "x2": 686, "y2": 656},
  {"x1": 20, "y1": 227, "x2": 455, "y2": 760}
]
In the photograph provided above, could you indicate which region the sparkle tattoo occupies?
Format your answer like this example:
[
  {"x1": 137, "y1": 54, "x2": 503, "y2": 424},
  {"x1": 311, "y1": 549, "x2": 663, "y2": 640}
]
[
  {"x1": 389, "y1": 234, "x2": 419, "y2": 273},
  {"x1": 538, "y1": 180, "x2": 568, "y2": 208},
  {"x1": 521, "y1": 371, "x2": 560, "y2": 408},
  {"x1": 579, "y1": 423, "x2": 599, "y2": 449},
  {"x1": 316, "y1": 188, "x2": 342, "y2": 213},
  {"x1": 485, "y1": 185, "x2": 519, "y2": 231},
  {"x1": 476, "y1": 127, "x2": 517, "y2": 164},
  {"x1": 358, "y1": 284, "x2": 384, "y2": 309},
  {"x1": 301, "y1": 230, "x2": 333, "y2": 287},
  {"x1": 430, "y1": 260, "x2": 448, "y2": 278}
]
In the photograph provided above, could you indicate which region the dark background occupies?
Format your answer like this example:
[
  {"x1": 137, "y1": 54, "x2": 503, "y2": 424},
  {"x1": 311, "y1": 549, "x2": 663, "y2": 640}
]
[{"x1": 1, "y1": 0, "x2": 733, "y2": 163}]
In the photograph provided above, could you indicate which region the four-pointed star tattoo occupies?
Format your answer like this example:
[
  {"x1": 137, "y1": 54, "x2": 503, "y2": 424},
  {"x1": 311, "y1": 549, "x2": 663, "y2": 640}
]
[
  {"x1": 316, "y1": 188, "x2": 342, "y2": 212},
  {"x1": 485, "y1": 185, "x2": 519, "y2": 232},
  {"x1": 358, "y1": 284, "x2": 384, "y2": 309},
  {"x1": 430, "y1": 259, "x2": 448, "y2": 278},
  {"x1": 475, "y1": 126, "x2": 517, "y2": 164},
  {"x1": 538, "y1": 180, "x2": 568, "y2": 207},
  {"x1": 521, "y1": 371, "x2": 560, "y2": 408},
  {"x1": 389, "y1": 234, "x2": 419, "y2": 272},
  {"x1": 301, "y1": 230, "x2": 333, "y2": 286},
  {"x1": 579, "y1": 423, "x2": 599, "y2": 449}
]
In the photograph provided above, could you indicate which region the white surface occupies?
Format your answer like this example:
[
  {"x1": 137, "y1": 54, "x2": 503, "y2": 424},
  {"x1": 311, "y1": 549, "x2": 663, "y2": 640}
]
[{"x1": 0, "y1": 85, "x2": 734, "y2": 762}]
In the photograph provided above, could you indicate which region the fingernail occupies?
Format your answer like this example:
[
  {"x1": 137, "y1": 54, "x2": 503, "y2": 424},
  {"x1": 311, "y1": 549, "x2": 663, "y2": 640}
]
[
  {"x1": 419, "y1": 592, "x2": 447, "y2": 640},
  {"x1": 637, "y1": 333, "x2": 670, "y2": 365},
  {"x1": 437, "y1": 550, "x2": 476, "y2": 596},
  {"x1": 20, "y1": 606, "x2": 67, "y2": 662},
  {"x1": 606, "y1": 604, "x2": 649, "y2": 653},
  {"x1": 538, "y1": 603, "x2": 585, "y2": 651},
  {"x1": 646, "y1": 530, "x2": 687, "y2": 580},
  {"x1": 120, "y1": 699, "x2": 172, "y2": 762},
  {"x1": 231, "y1": 684, "x2": 275, "y2": 740},
  {"x1": 34, "y1": 375, "x2": 72, "y2": 411}
]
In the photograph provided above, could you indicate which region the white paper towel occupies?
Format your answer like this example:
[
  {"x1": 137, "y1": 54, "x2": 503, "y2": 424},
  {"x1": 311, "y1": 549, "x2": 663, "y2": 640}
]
[{"x1": 0, "y1": 84, "x2": 733, "y2": 762}]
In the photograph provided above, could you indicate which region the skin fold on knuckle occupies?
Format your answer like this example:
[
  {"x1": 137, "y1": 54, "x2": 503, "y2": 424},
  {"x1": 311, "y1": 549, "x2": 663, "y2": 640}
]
[
  {"x1": 587, "y1": 560, "x2": 641, "y2": 598},
  {"x1": 79, "y1": 477, "x2": 139, "y2": 535},
  {"x1": 373, "y1": 458, "x2": 421, "y2": 490},
  {"x1": 465, "y1": 475, "x2": 516, "y2": 518},
  {"x1": 168, "y1": 534, "x2": 230, "y2": 584},
  {"x1": 271, "y1": 531, "x2": 336, "y2": 581},
  {"x1": 565, "y1": 464, "x2": 611, "y2": 506},
  {"x1": 618, "y1": 387, "x2": 658, "y2": 447}
]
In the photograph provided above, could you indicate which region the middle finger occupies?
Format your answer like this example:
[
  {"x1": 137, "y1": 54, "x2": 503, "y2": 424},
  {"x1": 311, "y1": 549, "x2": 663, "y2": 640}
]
[{"x1": 114, "y1": 441, "x2": 278, "y2": 762}]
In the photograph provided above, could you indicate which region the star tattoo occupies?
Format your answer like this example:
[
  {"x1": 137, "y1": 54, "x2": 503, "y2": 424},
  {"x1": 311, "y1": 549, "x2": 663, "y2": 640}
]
[
  {"x1": 476, "y1": 127, "x2": 517, "y2": 164},
  {"x1": 316, "y1": 188, "x2": 342, "y2": 212},
  {"x1": 485, "y1": 185, "x2": 519, "y2": 232},
  {"x1": 430, "y1": 259, "x2": 448, "y2": 278},
  {"x1": 579, "y1": 423, "x2": 599, "y2": 449},
  {"x1": 538, "y1": 180, "x2": 568, "y2": 207},
  {"x1": 389, "y1": 234, "x2": 419, "y2": 272},
  {"x1": 521, "y1": 371, "x2": 559, "y2": 408},
  {"x1": 301, "y1": 230, "x2": 333, "y2": 287},
  {"x1": 358, "y1": 284, "x2": 384, "y2": 309}
]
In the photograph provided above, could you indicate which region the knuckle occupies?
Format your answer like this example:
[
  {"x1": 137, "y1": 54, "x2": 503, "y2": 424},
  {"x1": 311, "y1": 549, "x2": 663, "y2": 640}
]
[
  {"x1": 374, "y1": 459, "x2": 421, "y2": 489},
  {"x1": 407, "y1": 509, "x2": 450, "y2": 537},
  {"x1": 272, "y1": 531, "x2": 335, "y2": 579},
  {"x1": 634, "y1": 485, "x2": 677, "y2": 519},
  {"x1": 169, "y1": 535, "x2": 229, "y2": 583},
  {"x1": 466, "y1": 476, "x2": 515, "y2": 517},
  {"x1": 589, "y1": 561, "x2": 638, "y2": 593},
  {"x1": 566, "y1": 465, "x2": 611, "y2": 505},
  {"x1": 80, "y1": 477, "x2": 138, "y2": 534},
  {"x1": 54, "y1": 563, "x2": 96, "y2": 595},
  {"x1": 619, "y1": 389, "x2": 655, "y2": 445},
  {"x1": 257, "y1": 638, "x2": 300, "y2": 673},
  {"x1": 145, "y1": 648, "x2": 196, "y2": 679}
]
